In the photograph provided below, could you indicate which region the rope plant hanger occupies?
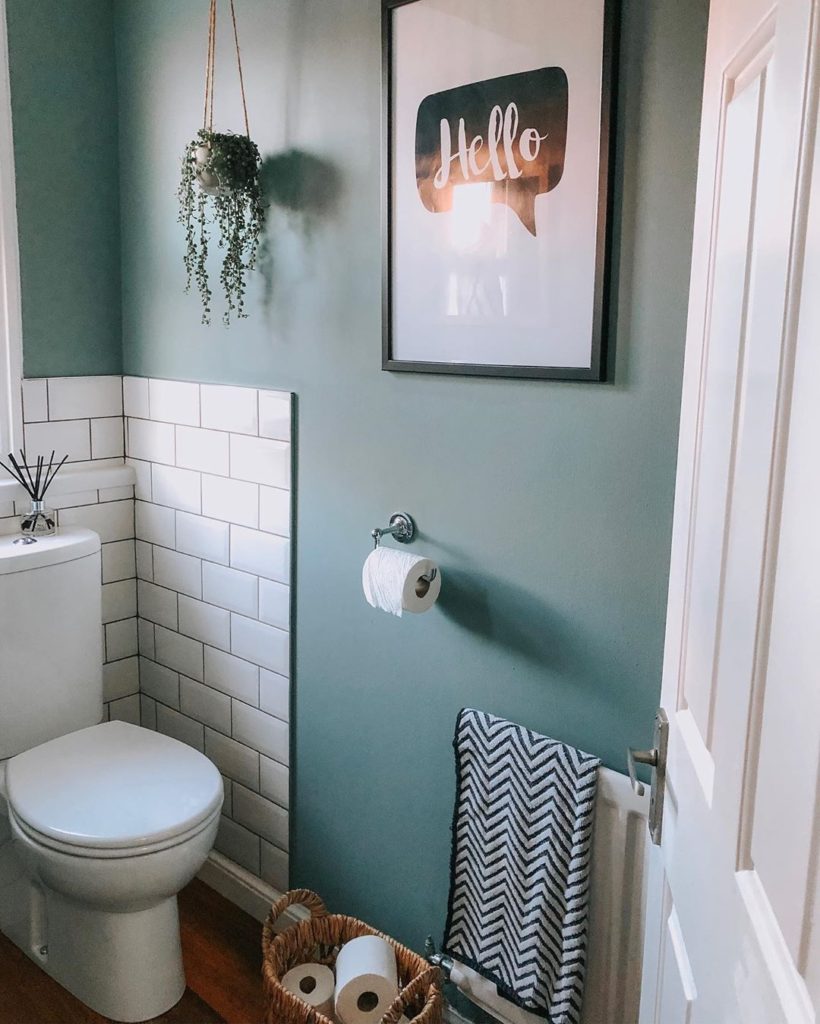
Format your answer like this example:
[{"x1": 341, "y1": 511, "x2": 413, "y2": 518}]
[{"x1": 178, "y1": 0, "x2": 264, "y2": 325}]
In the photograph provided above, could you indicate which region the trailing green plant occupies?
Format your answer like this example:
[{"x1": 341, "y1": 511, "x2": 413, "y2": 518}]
[{"x1": 178, "y1": 129, "x2": 265, "y2": 325}]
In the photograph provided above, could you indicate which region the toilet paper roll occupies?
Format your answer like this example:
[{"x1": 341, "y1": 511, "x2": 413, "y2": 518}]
[
  {"x1": 362, "y1": 547, "x2": 442, "y2": 617},
  {"x1": 334, "y1": 935, "x2": 399, "y2": 1024},
  {"x1": 282, "y1": 963, "x2": 336, "y2": 1019}
]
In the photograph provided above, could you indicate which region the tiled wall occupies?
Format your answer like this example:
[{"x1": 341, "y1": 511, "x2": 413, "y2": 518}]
[
  {"x1": 124, "y1": 377, "x2": 292, "y2": 890},
  {"x1": 1, "y1": 374, "x2": 293, "y2": 893},
  {"x1": 0, "y1": 377, "x2": 139, "y2": 724}
]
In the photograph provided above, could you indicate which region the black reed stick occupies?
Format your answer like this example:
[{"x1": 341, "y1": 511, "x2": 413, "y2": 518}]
[
  {"x1": 19, "y1": 450, "x2": 35, "y2": 495},
  {"x1": 43, "y1": 454, "x2": 68, "y2": 494},
  {"x1": 0, "y1": 450, "x2": 69, "y2": 501}
]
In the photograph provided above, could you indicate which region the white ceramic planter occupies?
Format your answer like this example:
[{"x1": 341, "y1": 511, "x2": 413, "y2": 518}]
[{"x1": 194, "y1": 144, "x2": 228, "y2": 196}]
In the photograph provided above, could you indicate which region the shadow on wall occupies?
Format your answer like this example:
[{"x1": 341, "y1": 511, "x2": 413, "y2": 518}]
[
  {"x1": 257, "y1": 148, "x2": 342, "y2": 308},
  {"x1": 261, "y1": 148, "x2": 341, "y2": 217},
  {"x1": 436, "y1": 563, "x2": 594, "y2": 682}
]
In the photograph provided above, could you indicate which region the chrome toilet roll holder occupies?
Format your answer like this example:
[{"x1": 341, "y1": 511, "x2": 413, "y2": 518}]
[
  {"x1": 371, "y1": 511, "x2": 416, "y2": 548},
  {"x1": 370, "y1": 511, "x2": 438, "y2": 583}
]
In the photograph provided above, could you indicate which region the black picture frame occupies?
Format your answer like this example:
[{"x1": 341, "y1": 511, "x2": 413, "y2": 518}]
[{"x1": 382, "y1": 0, "x2": 617, "y2": 381}]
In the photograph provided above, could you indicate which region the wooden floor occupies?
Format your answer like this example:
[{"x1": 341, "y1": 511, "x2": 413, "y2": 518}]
[{"x1": 0, "y1": 880, "x2": 267, "y2": 1024}]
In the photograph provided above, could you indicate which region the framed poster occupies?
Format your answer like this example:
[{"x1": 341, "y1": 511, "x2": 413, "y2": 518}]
[{"x1": 383, "y1": 0, "x2": 616, "y2": 380}]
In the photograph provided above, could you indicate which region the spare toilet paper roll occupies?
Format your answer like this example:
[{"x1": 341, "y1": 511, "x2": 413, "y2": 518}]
[
  {"x1": 282, "y1": 963, "x2": 336, "y2": 1019},
  {"x1": 334, "y1": 935, "x2": 399, "y2": 1024},
  {"x1": 362, "y1": 547, "x2": 442, "y2": 617}
]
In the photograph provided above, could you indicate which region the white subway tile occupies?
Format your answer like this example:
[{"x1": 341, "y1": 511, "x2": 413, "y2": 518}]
[
  {"x1": 156, "y1": 704, "x2": 204, "y2": 752},
  {"x1": 52, "y1": 490, "x2": 98, "y2": 510},
  {"x1": 106, "y1": 619, "x2": 138, "y2": 661},
  {"x1": 155, "y1": 625, "x2": 203, "y2": 681},
  {"x1": 109, "y1": 694, "x2": 140, "y2": 727},
  {"x1": 60, "y1": 500, "x2": 134, "y2": 542},
  {"x1": 135, "y1": 500, "x2": 175, "y2": 547},
  {"x1": 233, "y1": 784, "x2": 289, "y2": 850},
  {"x1": 138, "y1": 619, "x2": 155, "y2": 659},
  {"x1": 22, "y1": 379, "x2": 48, "y2": 422},
  {"x1": 149, "y1": 379, "x2": 200, "y2": 426},
  {"x1": 259, "y1": 579, "x2": 289, "y2": 631},
  {"x1": 74, "y1": 457, "x2": 126, "y2": 472},
  {"x1": 261, "y1": 842, "x2": 289, "y2": 891},
  {"x1": 231, "y1": 614, "x2": 289, "y2": 676},
  {"x1": 259, "y1": 486, "x2": 290, "y2": 537},
  {"x1": 99, "y1": 485, "x2": 134, "y2": 502},
  {"x1": 176, "y1": 426, "x2": 229, "y2": 475},
  {"x1": 102, "y1": 540, "x2": 136, "y2": 583},
  {"x1": 91, "y1": 417, "x2": 124, "y2": 459},
  {"x1": 140, "y1": 694, "x2": 157, "y2": 730},
  {"x1": 139, "y1": 657, "x2": 179, "y2": 708},
  {"x1": 48, "y1": 376, "x2": 122, "y2": 420},
  {"x1": 25, "y1": 419, "x2": 90, "y2": 463},
  {"x1": 229, "y1": 435, "x2": 290, "y2": 489},
  {"x1": 221, "y1": 777, "x2": 233, "y2": 817},
  {"x1": 126, "y1": 458, "x2": 152, "y2": 501},
  {"x1": 258, "y1": 391, "x2": 291, "y2": 442},
  {"x1": 153, "y1": 546, "x2": 202, "y2": 599},
  {"x1": 101, "y1": 580, "x2": 137, "y2": 624},
  {"x1": 0, "y1": 501, "x2": 14, "y2": 518},
  {"x1": 152, "y1": 464, "x2": 201, "y2": 514},
  {"x1": 137, "y1": 580, "x2": 178, "y2": 629},
  {"x1": 260, "y1": 669, "x2": 289, "y2": 722},
  {"x1": 215, "y1": 815, "x2": 259, "y2": 875},
  {"x1": 103, "y1": 656, "x2": 140, "y2": 702},
  {"x1": 230, "y1": 527, "x2": 289, "y2": 583},
  {"x1": 201, "y1": 475, "x2": 258, "y2": 528},
  {"x1": 176, "y1": 511, "x2": 229, "y2": 565},
  {"x1": 205, "y1": 728, "x2": 260, "y2": 790},
  {"x1": 180, "y1": 677, "x2": 232, "y2": 734},
  {"x1": 232, "y1": 702, "x2": 289, "y2": 765},
  {"x1": 260, "y1": 757, "x2": 289, "y2": 809},
  {"x1": 123, "y1": 376, "x2": 149, "y2": 419},
  {"x1": 135, "y1": 539, "x2": 153, "y2": 581},
  {"x1": 201, "y1": 384, "x2": 258, "y2": 435},
  {"x1": 178, "y1": 595, "x2": 230, "y2": 651},
  {"x1": 127, "y1": 418, "x2": 175, "y2": 464},
  {"x1": 204, "y1": 646, "x2": 258, "y2": 705},
  {"x1": 202, "y1": 562, "x2": 258, "y2": 617}
]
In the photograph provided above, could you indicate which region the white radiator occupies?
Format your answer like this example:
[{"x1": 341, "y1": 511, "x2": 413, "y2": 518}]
[{"x1": 445, "y1": 766, "x2": 650, "y2": 1024}]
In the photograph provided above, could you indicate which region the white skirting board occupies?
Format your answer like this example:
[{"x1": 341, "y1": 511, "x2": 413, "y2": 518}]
[
  {"x1": 443, "y1": 1007, "x2": 472, "y2": 1024},
  {"x1": 197, "y1": 851, "x2": 307, "y2": 929}
]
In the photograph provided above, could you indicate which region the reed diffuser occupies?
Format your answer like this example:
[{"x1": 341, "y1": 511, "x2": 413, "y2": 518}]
[{"x1": 0, "y1": 450, "x2": 68, "y2": 538}]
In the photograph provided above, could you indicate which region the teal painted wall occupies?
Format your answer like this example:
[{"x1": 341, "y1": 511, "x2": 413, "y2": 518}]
[
  {"x1": 7, "y1": 0, "x2": 121, "y2": 378},
  {"x1": 114, "y1": 0, "x2": 707, "y2": 949},
  {"x1": 13, "y1": 0, "x2": 703, "y2": 954}
]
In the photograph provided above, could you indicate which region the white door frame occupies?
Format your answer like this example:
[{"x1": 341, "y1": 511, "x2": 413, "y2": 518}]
[{"x1": 0, "y1": 0, "x2": 23, "y2": 454}]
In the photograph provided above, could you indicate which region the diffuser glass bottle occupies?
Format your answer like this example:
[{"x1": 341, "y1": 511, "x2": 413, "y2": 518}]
[
  {"x1": 20, "y1": 500, "x2": 56, "y2": 537},
  {"x1": 0, "y1": 449, "x2": 67, "y2": 540}
]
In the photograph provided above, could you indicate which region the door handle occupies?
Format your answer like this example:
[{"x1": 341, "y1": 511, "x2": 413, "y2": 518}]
[
  {"x1": 627, "y1": 708, "x2": 668, "y2": 845},
  {"x1": 627, "y1": 746, "x2": 658, "y2": 797}
]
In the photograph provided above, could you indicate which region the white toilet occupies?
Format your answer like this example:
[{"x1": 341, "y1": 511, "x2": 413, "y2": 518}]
[{"x1": 0, "y1": 529, "x2": 223, "y2": 1022}]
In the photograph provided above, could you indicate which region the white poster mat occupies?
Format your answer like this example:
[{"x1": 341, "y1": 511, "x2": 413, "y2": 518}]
[{"x1": 390, "y1": 0, "x2": 606, "y2": 371}]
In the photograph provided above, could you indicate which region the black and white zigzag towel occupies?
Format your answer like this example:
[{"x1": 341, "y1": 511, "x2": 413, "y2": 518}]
[{"x1": 442, "y1": 709, "x2": 601, "y2": 1024}]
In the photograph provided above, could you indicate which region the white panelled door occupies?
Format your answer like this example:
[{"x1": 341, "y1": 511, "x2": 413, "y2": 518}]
[{"x1": 638, "y1": 0, "x2": 820, "y2": 1022}]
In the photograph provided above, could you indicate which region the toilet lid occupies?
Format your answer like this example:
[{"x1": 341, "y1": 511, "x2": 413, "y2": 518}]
[{"x1": 6, "y1": 721, "x2": 223, "y2": 851}]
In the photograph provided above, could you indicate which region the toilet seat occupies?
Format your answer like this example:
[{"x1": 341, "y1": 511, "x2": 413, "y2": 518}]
[
  {"x1": 6, "y1": 720, "x2": 222, "y2": 855},
  {"x1": 8, "y1": 802, "x2": 222, "y2": 859}
]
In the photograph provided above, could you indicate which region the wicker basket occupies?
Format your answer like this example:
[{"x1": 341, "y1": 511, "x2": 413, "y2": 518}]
[{"x1": 262, "y1": 889, "x2": 445, "y2": 1024}]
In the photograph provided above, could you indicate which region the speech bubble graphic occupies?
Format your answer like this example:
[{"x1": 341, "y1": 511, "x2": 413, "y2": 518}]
[{"x1": 415, "y1": 67, "x2": 568, "y2": 237}]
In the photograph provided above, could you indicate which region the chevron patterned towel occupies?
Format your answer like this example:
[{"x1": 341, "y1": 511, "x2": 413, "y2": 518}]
[{"x1": 442, "y1": 709, "x2": 601, "y2": 1024}]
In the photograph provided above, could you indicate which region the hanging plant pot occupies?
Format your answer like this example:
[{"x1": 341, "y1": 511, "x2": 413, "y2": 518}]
[
  {"x1": 193, "y1": 143, "x2": 225, "y2": 195},
  {"x1": 177, "y1": 0, "x2": 265, "y2": 325}
]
